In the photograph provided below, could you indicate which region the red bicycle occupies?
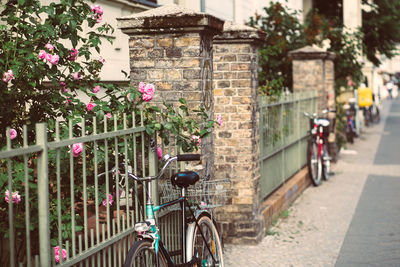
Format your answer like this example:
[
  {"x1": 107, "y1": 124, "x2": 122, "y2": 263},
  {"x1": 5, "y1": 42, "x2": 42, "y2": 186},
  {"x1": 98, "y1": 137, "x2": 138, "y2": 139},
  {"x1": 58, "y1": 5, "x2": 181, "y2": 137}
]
[{"x1": 303, "y1": 110, "x2": 335, "y2": 186}]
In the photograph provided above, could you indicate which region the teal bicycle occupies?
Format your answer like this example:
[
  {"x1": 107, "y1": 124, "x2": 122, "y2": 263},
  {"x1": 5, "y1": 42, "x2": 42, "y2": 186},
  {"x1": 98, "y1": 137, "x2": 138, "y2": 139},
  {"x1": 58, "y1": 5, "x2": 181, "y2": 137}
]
[{"x1": 120, "y1": 153, "x2": 224, "y2": 267}]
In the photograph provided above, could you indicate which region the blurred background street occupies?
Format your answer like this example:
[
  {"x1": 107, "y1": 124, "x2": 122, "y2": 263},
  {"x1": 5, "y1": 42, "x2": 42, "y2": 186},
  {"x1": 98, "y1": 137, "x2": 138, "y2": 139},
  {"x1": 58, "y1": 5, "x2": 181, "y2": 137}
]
[{"x1": 224, "y1": 97, "x2": 400, "y2": 266}]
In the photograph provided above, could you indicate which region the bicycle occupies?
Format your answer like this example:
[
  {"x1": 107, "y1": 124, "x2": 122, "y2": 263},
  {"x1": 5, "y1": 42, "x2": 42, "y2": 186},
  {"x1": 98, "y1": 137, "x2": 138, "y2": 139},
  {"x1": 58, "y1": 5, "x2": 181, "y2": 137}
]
[
  {"x1": 113, "y1": 153, "x2": 224, "y2": 267},
  {"x1": 303, "y1": 110, "x2": 335, "y2": 186}
]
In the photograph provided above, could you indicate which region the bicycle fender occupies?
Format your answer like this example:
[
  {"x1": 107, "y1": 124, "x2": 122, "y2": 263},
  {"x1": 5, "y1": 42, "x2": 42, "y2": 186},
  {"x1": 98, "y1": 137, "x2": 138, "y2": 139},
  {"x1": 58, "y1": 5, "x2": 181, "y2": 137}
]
[{"x1": 185, "y1": 210, "x2": 212, "y2": 261}]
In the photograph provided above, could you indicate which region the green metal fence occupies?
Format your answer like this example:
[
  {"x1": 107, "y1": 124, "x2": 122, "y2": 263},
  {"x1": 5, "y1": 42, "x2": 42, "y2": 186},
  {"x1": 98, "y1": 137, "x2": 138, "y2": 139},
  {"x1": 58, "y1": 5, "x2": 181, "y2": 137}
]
[
  {"x1": 259, "y1": 91, "x2": 318, "y2": 200},
  {"x1": 0, "y1": 112, "x2": 185, "y2": 267}
]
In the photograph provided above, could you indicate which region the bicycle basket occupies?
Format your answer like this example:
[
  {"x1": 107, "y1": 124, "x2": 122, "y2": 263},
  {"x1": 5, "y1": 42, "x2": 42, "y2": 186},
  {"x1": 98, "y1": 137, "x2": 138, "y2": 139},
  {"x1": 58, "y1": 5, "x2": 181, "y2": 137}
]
[{"x1": 159, "y1": 178, "x2": 231, "y2": 210}]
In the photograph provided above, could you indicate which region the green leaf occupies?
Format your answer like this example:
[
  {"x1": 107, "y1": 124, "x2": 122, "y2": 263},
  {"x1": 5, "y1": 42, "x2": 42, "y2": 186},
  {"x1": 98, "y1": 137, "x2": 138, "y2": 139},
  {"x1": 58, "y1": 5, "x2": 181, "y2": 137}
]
[
  {"x1": 164, "y1": 122, "x2": 173, "y2": 130},
  {"x1": 200, "y1": 129, "x2": 208, "y2": 136}
]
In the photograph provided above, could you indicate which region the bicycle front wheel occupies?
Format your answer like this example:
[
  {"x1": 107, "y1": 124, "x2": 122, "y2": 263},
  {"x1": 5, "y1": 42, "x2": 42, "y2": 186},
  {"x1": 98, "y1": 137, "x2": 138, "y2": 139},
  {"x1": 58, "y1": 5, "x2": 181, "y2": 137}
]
[
  {"x1": 191, "y1": 215, "x2": 224, "y2": 267},
  {"x1": 124, "y1": 239, "x2": 168, "y2": 267},
  {"x1": 322, "y1": 143, "x2": 330, "y2": 181},
  {"x1": 308, "y1": 139, "x2": 322, "y2": 186}
]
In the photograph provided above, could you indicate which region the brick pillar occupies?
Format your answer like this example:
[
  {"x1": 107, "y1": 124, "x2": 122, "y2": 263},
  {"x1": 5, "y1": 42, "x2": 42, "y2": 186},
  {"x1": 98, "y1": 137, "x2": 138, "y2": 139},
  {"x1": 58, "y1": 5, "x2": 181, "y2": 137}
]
[
  {"x1": 288, "y1": 46, "x2": 338, "y2": 160},
  {"x1": 213, "y1": 22, "x2": 266, "y2": 244},
  {"x1": 117, "y1": 5, "x2": 223, "y2": 176}
]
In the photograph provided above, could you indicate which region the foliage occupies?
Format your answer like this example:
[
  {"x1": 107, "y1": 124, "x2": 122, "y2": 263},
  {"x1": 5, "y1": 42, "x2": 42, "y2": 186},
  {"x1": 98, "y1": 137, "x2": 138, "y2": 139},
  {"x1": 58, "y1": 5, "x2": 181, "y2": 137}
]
[
  {"x1": 303, "y1": 10, "x2": 364, "y2": 94},
  {"x1": 249, "y1": 2, "x2": 364, "y2": 149},
  {"x1": 314, "y1": 0, "x2": 400, "y2": 66},
  {"x1": 248, "y1": 1, "x2": 306, "y2": 95},
  {"x1": 361, "y1": 0, "x2": 400, "y2": 66}
]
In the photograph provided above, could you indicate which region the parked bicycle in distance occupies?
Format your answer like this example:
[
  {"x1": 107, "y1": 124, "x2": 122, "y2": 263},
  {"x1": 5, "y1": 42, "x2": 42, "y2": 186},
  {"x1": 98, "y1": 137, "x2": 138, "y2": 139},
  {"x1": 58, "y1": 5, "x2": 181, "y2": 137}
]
[
  {"x1": 106, "y1": 153, "x2": 225, "y2": 267},
  {"x1": 303, "y1": 110, "x2": 336, "y2": 186}
]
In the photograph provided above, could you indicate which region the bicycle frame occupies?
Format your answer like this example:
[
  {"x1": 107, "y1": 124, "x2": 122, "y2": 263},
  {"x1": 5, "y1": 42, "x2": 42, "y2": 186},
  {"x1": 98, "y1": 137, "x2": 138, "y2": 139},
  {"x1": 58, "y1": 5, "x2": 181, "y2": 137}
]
[
  {"x1": 310, "y1": 119, "x2": 326, "y2": 161},
  {"x1": 137, "y1": 179, "x2": 217, "y2": 267}
]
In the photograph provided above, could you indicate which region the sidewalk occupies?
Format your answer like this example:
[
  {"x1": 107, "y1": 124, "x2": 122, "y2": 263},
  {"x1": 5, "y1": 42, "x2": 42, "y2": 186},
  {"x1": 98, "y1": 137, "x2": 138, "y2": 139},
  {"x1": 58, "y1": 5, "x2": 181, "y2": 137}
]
[{"x1": 223, "y1": 100, "x2": 394, "y2": 266}]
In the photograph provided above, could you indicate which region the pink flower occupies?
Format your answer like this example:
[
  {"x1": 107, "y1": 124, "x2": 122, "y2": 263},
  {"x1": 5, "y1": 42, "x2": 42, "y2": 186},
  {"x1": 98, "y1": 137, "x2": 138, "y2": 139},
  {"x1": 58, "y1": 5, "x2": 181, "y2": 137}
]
[
  {"x1": 105, "y1": 113, "x2": 112, "y2": 119},
  {"x1": 72, "y1": 143, "x2": 83, "y2": 157},
  {"x1": 102, "y1": 194, "x2": 113, "y2": 206},
  {"x1": 45, "y1": 53, "x2": 52, "y2": 62},
  {"x1": 142, "y1": 83, "x2": 155, "y2": 102},
  {"x1": 217, "y1": 114, "x2": 223, "y2": 126},
  {"x1": 142, "y1": 93, "x2": 153, "y2": 102},
  {"x1": 2, "y1": 70, "x2": 14, "y2": 83},
  {"x1": 54, "y1": 246, "x2": 67, "y2": 263},
  {"x1": 86, "y1": 102, "x2": 96, "y2": 111},
  {"x1": 5, "y1": 190, "x2": 21, "y2": 204},
  {"x1": 157, "y1": 147, "x2": 162, "y2": 159},
  {"x1": 144, "y1": 83, "x2": 155, "y2": 95},
  {"x1": 38, "y1": 50, "x2": 47, "y2": 59},
  {"x1": 45, "y1": 43, "x2": 54, "y2": 51},
  {"x1": 68, "y1": 48, "x2": 78, "y2": 61},
  {"x1": 9, "y1": 128, "x2": 17, "y2": 140},
  {"x1": 91, "y1": 4, "x2": 104, "y2": 15},
  {"x1": 138, "y1": 82, "x2": 146, "y2": 93},
  {"x1": 49, "y1": 54, "x2": 59, "y2": 65},
  {"x1": 72, "y1": 72, "x2": 81, "y2": 80},
  {"x1": 192, "y1": 135, "x2": 201, "y2": 146},
  {"x1": 91, "y1": 5, "x2": 103, "y2": 23},
  {"x1": 99, "y1": 56, "x2": 105, "y2": 64},
  {"x1": 92, "y1": 85, "x2": 100, "y2": 93}
]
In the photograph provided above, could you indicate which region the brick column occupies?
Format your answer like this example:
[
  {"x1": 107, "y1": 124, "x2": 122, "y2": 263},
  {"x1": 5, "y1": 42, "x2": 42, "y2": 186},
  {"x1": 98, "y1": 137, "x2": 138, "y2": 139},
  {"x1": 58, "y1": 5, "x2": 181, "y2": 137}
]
[
  {"x1": 117, "y1": 5, "x2": 223, "y2": 176},
  {"x1": 288, "y1": 46, "x2": 338, "y2": 160},
  {"x1": 213, "y1": 22, "x2": 266, "y2": 244},
  {"x1": 288, "y1": 46, "x2": 336, "y2": 112}
]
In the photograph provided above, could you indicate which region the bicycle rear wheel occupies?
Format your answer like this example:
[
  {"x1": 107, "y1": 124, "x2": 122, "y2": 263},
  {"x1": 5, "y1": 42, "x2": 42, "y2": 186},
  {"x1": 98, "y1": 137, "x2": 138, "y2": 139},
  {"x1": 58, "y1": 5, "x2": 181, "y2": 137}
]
[
  {"x1": 124, "y1": 239, "x2": 168, "y2": 267},
  {"x1": 322, "y1": 143, "x2": 330, "y2": 180},
  {"x1": 307, "y1": 139, "x2": 322, "y2": 186},
  {"x1": 191, "y1": 214, "x2": 224, "y2": 267}
]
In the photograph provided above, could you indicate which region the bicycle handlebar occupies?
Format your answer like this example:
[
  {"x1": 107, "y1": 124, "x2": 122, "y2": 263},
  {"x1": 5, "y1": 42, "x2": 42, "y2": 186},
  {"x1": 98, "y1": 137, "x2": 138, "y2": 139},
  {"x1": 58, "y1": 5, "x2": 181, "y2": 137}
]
[
  {"x1": 303, "y1": 109, "x2": 336, "y2": 119},
  {"x1": 98, "y1": 154, "x2": 201, "y2": 182},
  {"x1": 177, "y1": 154, "x2": 201, "y2": 162}
]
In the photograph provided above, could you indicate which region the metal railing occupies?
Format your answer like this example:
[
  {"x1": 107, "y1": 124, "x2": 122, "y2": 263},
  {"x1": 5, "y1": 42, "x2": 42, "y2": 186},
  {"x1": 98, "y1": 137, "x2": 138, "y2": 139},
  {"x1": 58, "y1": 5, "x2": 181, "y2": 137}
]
[
  {"x1": 0, "y1": 112, "x2": 166, "y2": 266},
  {"x1": 259, "y1": 91, "x2": 318, "y2": 200}
]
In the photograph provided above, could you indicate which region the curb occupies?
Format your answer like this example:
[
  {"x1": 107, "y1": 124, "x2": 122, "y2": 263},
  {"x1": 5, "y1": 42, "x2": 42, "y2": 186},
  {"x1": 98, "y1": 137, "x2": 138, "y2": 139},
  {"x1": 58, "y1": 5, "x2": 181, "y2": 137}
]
[{"x1": 259, "y1": 167, "x2": 311, "y2": 235}]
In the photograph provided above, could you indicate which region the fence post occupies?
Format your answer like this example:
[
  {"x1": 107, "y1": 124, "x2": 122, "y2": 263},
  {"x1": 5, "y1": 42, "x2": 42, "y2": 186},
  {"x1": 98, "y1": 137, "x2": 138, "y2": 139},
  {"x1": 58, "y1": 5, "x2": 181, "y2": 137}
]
[
  {"x1": 36, "y1": 123, "x2": 51, "y2": 266},
  {"x1": 149, "y1": 135, "x2": 159, "y2": 206},
  {"x1": 213, "y1": 22, "x2": 265, "y2": 243}
]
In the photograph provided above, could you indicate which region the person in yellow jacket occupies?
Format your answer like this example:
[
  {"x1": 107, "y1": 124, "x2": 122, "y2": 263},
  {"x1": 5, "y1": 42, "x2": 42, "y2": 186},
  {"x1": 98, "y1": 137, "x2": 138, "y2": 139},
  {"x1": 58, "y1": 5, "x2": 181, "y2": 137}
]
[{"x1": 358, "y1": 84, "x2": 374, "y2": 126}]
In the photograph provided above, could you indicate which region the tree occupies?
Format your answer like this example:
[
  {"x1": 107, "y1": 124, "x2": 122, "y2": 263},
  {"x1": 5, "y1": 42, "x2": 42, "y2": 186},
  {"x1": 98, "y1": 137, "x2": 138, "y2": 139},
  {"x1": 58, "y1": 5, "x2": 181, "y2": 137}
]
[
  {"x1": 361, "y1": 0, "x2": 400, "y2": 65},
  {"x1": 313, "y1": 0, "x2": 400, "y2": 66},
  {"x1": 248, "y1": 2, "x2": 306, "y2": 94}
]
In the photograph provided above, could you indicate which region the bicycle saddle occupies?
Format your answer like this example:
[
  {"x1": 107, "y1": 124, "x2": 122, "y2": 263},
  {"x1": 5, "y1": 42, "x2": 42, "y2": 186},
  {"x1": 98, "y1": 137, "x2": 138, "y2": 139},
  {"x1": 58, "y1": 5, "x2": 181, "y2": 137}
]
[{"x1": 171, "y1": 171, "x2": 199, "y2": 188}]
